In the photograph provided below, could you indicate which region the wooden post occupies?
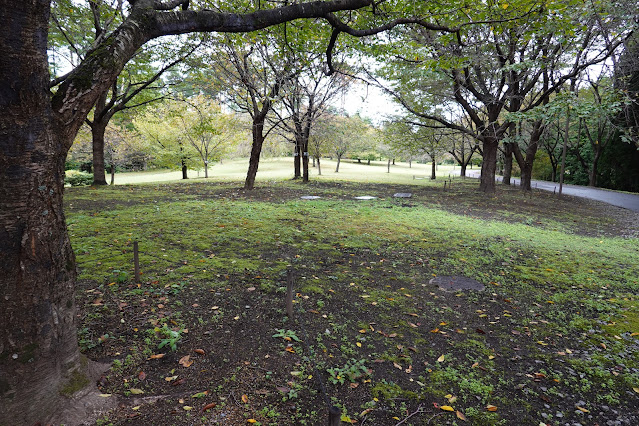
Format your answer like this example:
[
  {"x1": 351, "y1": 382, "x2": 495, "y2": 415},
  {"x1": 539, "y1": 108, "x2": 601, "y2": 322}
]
[
  {"x1": 286, "y1": 269, "x2": 294, "y2": 318},
  {"x1": 328, "y1": 405, "x2": 341, "y2": 426},
  {"x1": 133, "y1": 241, "x2": 140, "y2": 283}
]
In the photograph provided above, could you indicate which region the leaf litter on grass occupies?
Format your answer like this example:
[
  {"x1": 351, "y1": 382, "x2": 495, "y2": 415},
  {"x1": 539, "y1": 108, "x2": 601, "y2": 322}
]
[{"x1": 67, "y1": 180, "x2": 639, "y2": 425}]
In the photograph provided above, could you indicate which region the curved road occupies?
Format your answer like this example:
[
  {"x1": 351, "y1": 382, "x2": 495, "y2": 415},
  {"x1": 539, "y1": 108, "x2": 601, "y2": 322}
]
[{"x1": 465, "y1": 171, "x2": 639, "y2": 212}]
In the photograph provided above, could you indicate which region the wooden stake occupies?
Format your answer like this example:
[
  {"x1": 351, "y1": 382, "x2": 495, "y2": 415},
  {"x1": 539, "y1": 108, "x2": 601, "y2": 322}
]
[
  {"x1": 286, "y1": 269, "x2": 294, "y2": 318},
  {"x1": 328, "y1": 405, "x2": 341, "y2": 426},
  {"x1": 133, "y1": 241, "x2": 140, "y2": 283}
]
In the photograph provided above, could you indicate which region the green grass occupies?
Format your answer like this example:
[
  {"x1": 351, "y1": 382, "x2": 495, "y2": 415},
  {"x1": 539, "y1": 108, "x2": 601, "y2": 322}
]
[{"x1": 64, "y1": 166, "x2": 639, "y2": 425}]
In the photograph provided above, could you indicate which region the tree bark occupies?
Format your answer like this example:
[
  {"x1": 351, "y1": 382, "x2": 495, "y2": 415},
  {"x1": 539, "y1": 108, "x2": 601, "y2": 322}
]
[
  {"x1": 503, "y1": 143, "x2": 513, "y2": 185},
  {"x1": 181, "y1": 161, "x2": 188, "y2": 179},
  {"x1": 1, "y1": 3, "x2": 82, "y2": 424},
  {"x1": 245, "y1": 120, "x2": 266, "y2": 189},
  {"x1": 520, "y1": 121, "x2": 543, "y2": 191},
  {"x1": 479, "y1": 135, "x2": 498, "y2": 193},
  {"x1": 90, "y1": 92, "x2": 110, "y2": 186},
  {"x1": 430, "y1": 158, "x2": 436, "y2": 179},
  {"x1": 293, "y1": 143, "x2": 301, "y2": 178},
  {"x1": 335, "y1": 155, "x2": 342, "y2": 172},
  {"x1": 317, "y1": 157, "x2": 322, "y2": 175}
]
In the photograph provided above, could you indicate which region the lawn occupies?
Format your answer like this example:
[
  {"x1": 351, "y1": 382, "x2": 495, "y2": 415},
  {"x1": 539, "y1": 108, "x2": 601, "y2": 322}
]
[{"x1": 65, "y1": 163, "x2": 639, "y2": 425}]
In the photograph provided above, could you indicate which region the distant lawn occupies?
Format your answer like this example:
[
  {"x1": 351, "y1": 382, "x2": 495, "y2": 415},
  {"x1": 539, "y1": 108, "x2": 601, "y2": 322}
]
[{"x1": 111, "y1": 157, "x2": 470, "y2": 186}]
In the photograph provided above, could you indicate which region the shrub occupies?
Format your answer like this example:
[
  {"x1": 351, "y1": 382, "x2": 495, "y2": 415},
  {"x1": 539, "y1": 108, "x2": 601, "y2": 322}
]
[{"x1": 65, "y1": 170, "x2": 94, "y2": 186}]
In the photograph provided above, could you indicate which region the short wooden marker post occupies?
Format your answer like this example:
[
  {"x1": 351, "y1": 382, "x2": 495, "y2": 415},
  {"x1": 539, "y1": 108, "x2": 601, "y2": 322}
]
[
  {"x1": 133, "y1": 241, "x2": 140, "y2": 283},
  {"x1": 286, "y1": 269, "x2": 294, "y2": 319},
  {"x1": 328, "y1": 405, "x2": 341, "y2": 426}
]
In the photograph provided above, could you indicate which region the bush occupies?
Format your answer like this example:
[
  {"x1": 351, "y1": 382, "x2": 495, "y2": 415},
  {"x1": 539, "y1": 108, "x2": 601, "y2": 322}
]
[{"x1": 65, "y1": 170, "x2": 93, "y2": 186}]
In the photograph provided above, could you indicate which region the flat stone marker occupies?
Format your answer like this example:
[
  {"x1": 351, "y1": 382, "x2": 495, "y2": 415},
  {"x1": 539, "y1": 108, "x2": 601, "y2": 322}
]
[
  {"x1": 354, "y1": 196, "x2": 377, "y2": 200},
  {"x1": 430, "y1": 275, "x2": 485, "y2": 292},
  {"x1": 300, "y1": 196, "x2": 321, "y2": 200},
  {"x1": 393, "y1": 193, "x2": 412, "y2": 198}
]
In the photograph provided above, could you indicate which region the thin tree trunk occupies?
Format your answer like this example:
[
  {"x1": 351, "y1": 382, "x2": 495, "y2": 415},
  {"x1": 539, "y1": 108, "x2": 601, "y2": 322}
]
[
  {"x1": 110, "y1": 162, "x2": 115, "y2": 185},
  {"x1": 245, "y1": 120, "x2": 266, "y2": 190},
  {"x1": 503, "y1": 143, "x2": 513, "y2": 185},
  {"x1": 317, "y1": 157, "x2": 321, "y2": 175},
  {"x1": 335, "y1": 155, "x2": 342, "y2": 172},
  {"x1": 293, "y1": 142, "x2": 301, "y2": 179},
  {"x1": 181, "y1": 161, "x2": 188, "y2": 179},
  {"x1": 204, "y1": 160, "x2": 209, "y2": 178},
  {"x1": 387, "y1": 158, "x2": 391, "y2": 173},
  {"x1": 431, "y1": 158, "x2": 436, "y2": 179},
  {"x1": 302, "y1": 149, "x2": 310, "y2": 182}
]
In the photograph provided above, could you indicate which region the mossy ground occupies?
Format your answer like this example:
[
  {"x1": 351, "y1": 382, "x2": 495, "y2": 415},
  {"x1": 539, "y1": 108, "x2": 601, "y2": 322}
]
[{"x1": 66, "y1": 177, "x2": 639, "y2": 425}]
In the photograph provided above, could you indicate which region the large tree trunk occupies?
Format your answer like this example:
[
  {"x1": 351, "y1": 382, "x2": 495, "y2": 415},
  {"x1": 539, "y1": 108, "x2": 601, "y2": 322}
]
[
  {"x1": 479, "y1": 135, "x2": 498, "y2": 193},
  {"x1": 0, "y1": 3, "x2": 82, "y2": 424}
]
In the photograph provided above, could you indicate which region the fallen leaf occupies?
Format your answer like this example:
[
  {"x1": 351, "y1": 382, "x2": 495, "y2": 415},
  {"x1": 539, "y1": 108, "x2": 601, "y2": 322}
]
[
  {"x1": 241, "y1": 394, "x2": 249, "y2": 404},
  {"x1": 130, "y1": 388, "x2": 144, "y2": 395},
  {"x1": 165, "y1": 375, "x2": 178, "y2": 382},
  {"x1": 486, "y1": 404, "x2": 498, "y2": 412},
  {"x1": 99, "y1": 394, "x2": 112, "y2": 397},
  {"x1": 202, "y1": 402, "x2": 216, "y2": 412},
  {"x1": 285, "y1": 346, "x2": 295, "y2": 353},
  {"x1": 247, "y1": 420, "x2": 257, "y2": 424},
  {"x1": 576, "y1": 406, "x2": 589, "y2": 413},
  {"x1": 150, "y1": 353, "x2": 165, "y2": 359},
  {"x1": 183, "y1": 406, "x2": 193, "y2": 411},
  {"x1": 138, "y1": 371, "x2": 146, "y2": 381},
  {"x1": 194, "y1": 349, "x2": 205, "y2": 355},
  {"x1": 179, "y1": 355, "x2": 193, "y2": 367},
  {"x1": 441, "y1": 405, "x2": 454, "y2": 411},
  {"x1": 456, "y1": 410, "x2": 467, "y2": 421},
  {"x1": 360, "y1": 408, "x2": 373, "y2": 416},
  {"x1": 171, "y1": 378, "x2": 186, "y2": 386},
  {"x1": 437, "y1": 354, "x2": 445, "y2": 362},
  {"x1": 350, "y1": 382, "x2": 359, "y2": 388},
  {"x1": 633, "y1": 387, "x2": 639, "y2": 393}
]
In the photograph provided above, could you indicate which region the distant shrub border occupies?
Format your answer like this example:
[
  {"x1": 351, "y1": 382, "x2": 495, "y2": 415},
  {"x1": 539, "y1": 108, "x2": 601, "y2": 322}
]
[{"x1": 65, "y1": 170, "x2": 94, "y2": 187}]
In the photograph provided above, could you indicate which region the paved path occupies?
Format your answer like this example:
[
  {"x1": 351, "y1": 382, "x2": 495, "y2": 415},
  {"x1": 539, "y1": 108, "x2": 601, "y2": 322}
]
[{"x1": 464, "y1": 171, "x2": 639, "y2": 212}]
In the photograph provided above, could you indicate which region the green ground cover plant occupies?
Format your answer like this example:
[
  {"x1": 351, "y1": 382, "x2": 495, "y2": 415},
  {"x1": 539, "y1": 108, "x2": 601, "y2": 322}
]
[{"x1": 65, "y1": 173, "x2": 639, "y2": 425}]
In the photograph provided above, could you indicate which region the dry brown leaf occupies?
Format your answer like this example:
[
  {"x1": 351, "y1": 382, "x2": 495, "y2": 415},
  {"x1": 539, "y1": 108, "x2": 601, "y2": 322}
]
[
  {"x1": 150, "y1": 353, "x2": 165, "y2": 359},
  {"x1": 456, "y1": 410, "x2": 467, "y2": 421},
  {"x1": 194, "y1": 349, "x2": 205, "y2": 355},
  {"x1": 179, "y1": 355, "x2": 193, "y2": 367},
  {"x1": 486, "y1": 404, "x2": 498, "y2": 412},
  {"x1": 241, "y1": 394, "x2": 249, "y2": 404}
]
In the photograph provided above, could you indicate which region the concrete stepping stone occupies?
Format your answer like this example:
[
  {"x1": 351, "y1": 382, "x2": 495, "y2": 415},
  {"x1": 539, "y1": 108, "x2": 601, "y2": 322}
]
[{"x1": 430, "y1": 275, "x2": 485, "y2": 292}]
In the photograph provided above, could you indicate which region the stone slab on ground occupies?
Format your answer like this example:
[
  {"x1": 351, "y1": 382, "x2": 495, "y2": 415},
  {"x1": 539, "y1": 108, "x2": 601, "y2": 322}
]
[
  {"x1": 393, "y1": 193, "x2": 412, "y2": 198},
  {"x1": 430, "y1": 275, "x2": 485, "y2": 292},
  {"x1": 354, "y1": 196, "x2": 377, "y2": 200}
]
